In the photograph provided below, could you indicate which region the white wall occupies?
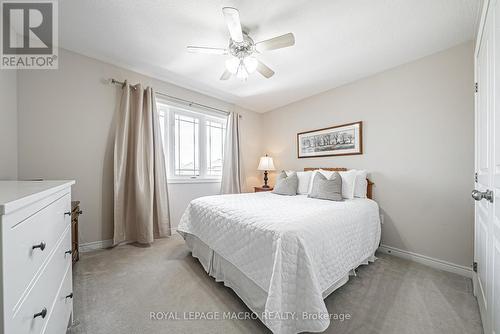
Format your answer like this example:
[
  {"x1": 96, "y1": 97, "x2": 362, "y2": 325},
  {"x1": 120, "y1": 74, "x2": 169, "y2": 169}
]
[
  {"x1": 15, "y1": 43, "x2": 475, "y2": 268},
  {"x1": 0, "y1": 70, "x2": 18, "y2": 180},
  {"x1": 17, "y1": 49, "x2": 263, "y2": 245},
  {"x1": 262, "y1": 42, "x2": 474, "y2": 268}
]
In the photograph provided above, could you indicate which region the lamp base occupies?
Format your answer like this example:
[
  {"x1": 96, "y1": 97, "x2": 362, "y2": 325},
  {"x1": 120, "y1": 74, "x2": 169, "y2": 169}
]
[{"x1": 262, "y1": 170, "x2": 269, "y2": 188}]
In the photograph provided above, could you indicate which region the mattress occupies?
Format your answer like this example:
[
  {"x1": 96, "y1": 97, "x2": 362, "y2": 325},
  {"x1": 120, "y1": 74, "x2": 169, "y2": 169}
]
[{"x1": 177, "y1": 192, "x2": 381, "y2": 334}]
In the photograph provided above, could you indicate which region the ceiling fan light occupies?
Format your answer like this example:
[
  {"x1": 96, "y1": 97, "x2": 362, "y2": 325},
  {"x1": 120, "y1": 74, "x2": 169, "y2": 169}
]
[
  {"x1": 225, "y1": 57, "x2": 240, "y2": 74},
  {"x1": 243, "y1": 56, "x2": 258, "y2": 73},
  {"x1": 236, "y1": 65, "x2": 249, "y2": 80}
]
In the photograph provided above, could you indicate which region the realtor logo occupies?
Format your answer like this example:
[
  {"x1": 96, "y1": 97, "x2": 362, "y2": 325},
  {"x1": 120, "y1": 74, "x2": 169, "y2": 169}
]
[{"x1": 1, "y1": 0, "x2": 58, "y2": 69}]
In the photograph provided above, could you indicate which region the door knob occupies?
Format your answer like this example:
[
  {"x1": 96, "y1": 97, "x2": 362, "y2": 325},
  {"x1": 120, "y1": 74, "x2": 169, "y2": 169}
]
[{"x1": 471, "y1": 189, "x2": 494, "y2": 203}]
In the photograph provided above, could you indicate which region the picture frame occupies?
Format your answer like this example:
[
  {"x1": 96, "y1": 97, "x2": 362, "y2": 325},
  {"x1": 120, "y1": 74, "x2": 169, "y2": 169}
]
[{"x1": 297, "y1": 121, "x2": 363, "y2": 158}]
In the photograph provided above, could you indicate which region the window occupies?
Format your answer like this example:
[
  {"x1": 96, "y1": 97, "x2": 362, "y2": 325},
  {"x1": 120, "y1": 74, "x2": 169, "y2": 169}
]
[
  {"x1": 206, "y1": 120, "x2": 225, "y2": 176},
  {"x1": 174, "y1": 114, "x2": 199, "y2": 176},
  {"x1": 157, "y1": 99, "x2": 227, "y2": 182}
]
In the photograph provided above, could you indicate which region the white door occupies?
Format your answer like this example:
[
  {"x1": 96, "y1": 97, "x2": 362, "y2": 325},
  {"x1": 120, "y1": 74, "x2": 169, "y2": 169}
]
[
  {"x1": 474, "y1": 1, "x2": 500, "y2": 333},
  {"x1": 491, "y1": 2, "x2": 500, "y2": 332}
]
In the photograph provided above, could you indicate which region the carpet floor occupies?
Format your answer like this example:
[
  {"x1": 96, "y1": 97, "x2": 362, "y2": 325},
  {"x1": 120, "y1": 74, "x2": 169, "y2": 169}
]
[{"x1": 69, "y1": 237, "x2": 483, "y2": 334}]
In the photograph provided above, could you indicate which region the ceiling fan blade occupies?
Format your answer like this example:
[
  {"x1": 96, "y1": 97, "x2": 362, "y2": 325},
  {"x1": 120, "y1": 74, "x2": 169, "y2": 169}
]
[
  {"x1": 256, "y1": 33, "x2": 295, "y2": 52},
  {"x1": 187, "y1": 46, "x2": 227, "y2": 55},
  {"x1": 222, "y1": 7, "x2": 243, "y2": 43},
  {"x1": 256, "y1": 60, "x2": 275, "y2": 78},
  {"x1": 220, "y1": 69, "x2": 232, "y2": 80}
]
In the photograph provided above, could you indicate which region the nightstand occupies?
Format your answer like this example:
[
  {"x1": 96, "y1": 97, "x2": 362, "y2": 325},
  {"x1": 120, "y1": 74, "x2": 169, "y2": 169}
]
[{"x1": 254, "y1": 186, "x2": 273, "y2": 192}]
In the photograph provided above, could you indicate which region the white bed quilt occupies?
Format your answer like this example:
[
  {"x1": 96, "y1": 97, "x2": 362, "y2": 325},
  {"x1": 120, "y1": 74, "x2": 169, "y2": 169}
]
[{"x1": 177, "y1": 192, "x2": 381, "y2": 334}]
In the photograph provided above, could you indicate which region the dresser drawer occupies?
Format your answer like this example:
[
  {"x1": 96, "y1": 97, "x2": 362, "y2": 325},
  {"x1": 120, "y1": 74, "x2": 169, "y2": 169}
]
[
  {"x1": 7, "y1": 226, "x2": 72, "y2": 334},
  {"x1": 44, "y1": 264, "x2": 73, "y2": 334},
  {"x1": 4, "y1": 193, "x2": 71, "y2": 310}
]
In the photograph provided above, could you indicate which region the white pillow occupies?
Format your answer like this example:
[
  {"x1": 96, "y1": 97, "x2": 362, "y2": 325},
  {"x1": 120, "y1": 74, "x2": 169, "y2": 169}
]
[
  {"x1": 353, "y1": 170, "x2": 368, "y2": 198},
  {"x1": 338, "y1": 170, "x2": 357, "y2": 199},
  {"x1": 286, "y1": 171, "x2": 312, "y2": 195}
]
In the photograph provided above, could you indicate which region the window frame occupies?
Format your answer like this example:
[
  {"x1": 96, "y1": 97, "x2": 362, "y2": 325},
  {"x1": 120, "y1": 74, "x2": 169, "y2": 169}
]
[
  {"x1": 205, "y1": 118, "x2": 226, "y2": 177},
  {"x1": 156, "y1": 97, "x2": 227, "y2": 184}
]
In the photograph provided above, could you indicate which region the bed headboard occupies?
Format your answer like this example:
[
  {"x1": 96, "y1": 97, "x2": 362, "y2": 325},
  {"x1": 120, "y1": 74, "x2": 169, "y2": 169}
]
[{"x1": 304, "y1": 168, "x2": 374, "y2": 199}]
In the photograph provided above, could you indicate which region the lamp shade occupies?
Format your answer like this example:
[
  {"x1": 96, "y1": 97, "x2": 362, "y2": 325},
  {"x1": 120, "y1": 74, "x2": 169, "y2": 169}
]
[{"x1": 257, "y1": 156, "x2": 275, "y2": 171}]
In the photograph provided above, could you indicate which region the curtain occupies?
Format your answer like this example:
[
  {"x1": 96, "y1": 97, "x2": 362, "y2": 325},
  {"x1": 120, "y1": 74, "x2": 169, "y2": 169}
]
[
  {"x1": 221, "y1": 111, "x2": 244, "y2": 194},
  {"x1": 113, "y1": 82, "x2": 171, "y2": 245}
]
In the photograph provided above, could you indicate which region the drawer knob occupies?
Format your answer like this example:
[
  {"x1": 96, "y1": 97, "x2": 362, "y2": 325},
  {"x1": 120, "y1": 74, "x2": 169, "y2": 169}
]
[
  {"x1": 65, "y1": 249, "x2": 72, "y2": 255},
  {"x1": 64, "y1": 211, "x2": 71, "y2": 216},
  {"x1": 65, "y1": 293, "x2": 73, "y2": 299},
  {"x1": 33, "y1": 307, "x2": 47, "y2": 319},
  {"x1": 32, "y1": 242, "x2": 46, "y2": 251}
]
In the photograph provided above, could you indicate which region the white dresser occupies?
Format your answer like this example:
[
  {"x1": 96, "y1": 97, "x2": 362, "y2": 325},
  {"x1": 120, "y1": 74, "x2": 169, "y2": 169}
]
[{"x1": 0, "y1": 181, "x2": 75, "y2": 334}]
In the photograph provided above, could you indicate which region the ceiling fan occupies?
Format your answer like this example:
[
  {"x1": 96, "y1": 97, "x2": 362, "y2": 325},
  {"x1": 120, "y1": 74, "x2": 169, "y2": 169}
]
[{"x1": 187, "y1": 7, "x2": 295, "y2": 80}]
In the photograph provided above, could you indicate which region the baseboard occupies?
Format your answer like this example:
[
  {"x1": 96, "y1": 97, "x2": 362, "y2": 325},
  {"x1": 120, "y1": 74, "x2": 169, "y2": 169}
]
[
  {"x1": 79, "y1": 234, "x2": 182, "y2": 253},
  {"x1": 80, "y1": 239, "x2": 471, "y2": 277},
  {"x1": 378, "y1": 244, "x2": 472, "y2": 278},
  {"x1": 79, "y1": 239, "x2": 113, "y2": 253},
  {"x1": 78, "y1": 240, "x2": 472, "y2": 278}
]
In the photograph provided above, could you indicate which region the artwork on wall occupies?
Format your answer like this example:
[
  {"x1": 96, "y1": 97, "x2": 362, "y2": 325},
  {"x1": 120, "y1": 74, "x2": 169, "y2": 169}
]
[{"x1": 297, "y1": 121, "x2": 363, "y2": 158}]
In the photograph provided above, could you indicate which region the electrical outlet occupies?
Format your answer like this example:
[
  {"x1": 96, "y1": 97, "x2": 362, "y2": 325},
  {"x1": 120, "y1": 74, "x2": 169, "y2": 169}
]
[{"x1": 380, "y1": 214, "x2": 384, "y2": 224}]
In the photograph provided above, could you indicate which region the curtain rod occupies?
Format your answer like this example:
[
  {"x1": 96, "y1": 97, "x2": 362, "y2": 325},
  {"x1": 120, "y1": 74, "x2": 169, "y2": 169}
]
[{"x1": 110, "y1": 78, "x2": 231, "y2": 116}]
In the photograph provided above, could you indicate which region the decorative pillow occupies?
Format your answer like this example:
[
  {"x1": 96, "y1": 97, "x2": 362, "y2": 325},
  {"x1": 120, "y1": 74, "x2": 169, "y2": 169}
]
[
  {"x1": 286, "y1": 170, "x2": 312, "y2": 195},
  {"x1": 307, "y1": 169, "x2": 357, "y2": 199},
  {"x1": 273, "y1": 171, "x2": 298, "y2": 196},
  {"x1": 307, "y1": 169, "x2": 334, "y2": 194},
  {"x1": 308, "y1": 171, "x2": 343, "y2": 201},
  {"x1": 353, "y1": 170, "x2": 368, "y2": 198},
  {"x1": 307, "y1": 170, "x2": 320, "y2": 194}
]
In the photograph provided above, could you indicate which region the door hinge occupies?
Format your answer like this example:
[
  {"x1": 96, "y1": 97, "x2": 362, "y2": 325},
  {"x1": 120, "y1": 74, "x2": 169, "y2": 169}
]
[
  {"x1": 473, "y1": 261, "x2": 478, "y2": 273},
  {"x1": 475, "y1": 172, "x2": 478, "y2": 183},
  {"x1": 475, "y1": 82, "x2": 478, "y2": 93}
]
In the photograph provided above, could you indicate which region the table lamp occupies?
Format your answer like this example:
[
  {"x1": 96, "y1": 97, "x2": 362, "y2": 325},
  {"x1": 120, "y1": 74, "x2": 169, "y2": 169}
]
[{"x1": 257, "y1": 155, "x2": 275, "y2": 188}]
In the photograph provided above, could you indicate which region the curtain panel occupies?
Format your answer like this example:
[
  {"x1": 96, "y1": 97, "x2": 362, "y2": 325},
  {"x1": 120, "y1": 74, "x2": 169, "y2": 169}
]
[
  {"x1": 114, "y1": 82, "x2": 170, "y2": 245},
  {"x1": 221, "y1": 111, "x2": 244, "y2": 194}
]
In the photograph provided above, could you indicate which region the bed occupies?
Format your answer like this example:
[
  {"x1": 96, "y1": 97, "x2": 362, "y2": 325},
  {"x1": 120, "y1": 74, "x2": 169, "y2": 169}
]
[{"x1": 177, "y1": 168, "x2": 381, "y2": 334}]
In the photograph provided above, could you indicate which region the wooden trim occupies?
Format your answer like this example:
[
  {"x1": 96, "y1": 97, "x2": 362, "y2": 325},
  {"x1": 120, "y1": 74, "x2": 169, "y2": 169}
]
[
  {"x1": 297, "y1": 121, "x2": 363, "y2": 158},
  {"x1": 366, "y1": 179, "x2": 374, "y2": 200},
  {"x1": 304, "y1": 167, "x2": 348, "y2": 171},
  {"x1": 71, "y1": 201, "x2": 82, "y2": 263},
  {"x1": 304, "y1": 168, "x2": 374, "y2": 200}
]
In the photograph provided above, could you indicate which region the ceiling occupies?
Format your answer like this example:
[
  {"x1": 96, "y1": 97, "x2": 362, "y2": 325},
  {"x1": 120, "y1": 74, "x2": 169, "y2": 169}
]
[{"x1": 59, "y1": 0, "x2": 481, "y2": 112}]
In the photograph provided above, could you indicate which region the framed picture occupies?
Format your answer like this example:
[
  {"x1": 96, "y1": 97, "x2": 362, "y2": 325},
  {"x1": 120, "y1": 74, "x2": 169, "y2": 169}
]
[{"x1": 297, "y1": 121, "x2": 363, "y2": 158}]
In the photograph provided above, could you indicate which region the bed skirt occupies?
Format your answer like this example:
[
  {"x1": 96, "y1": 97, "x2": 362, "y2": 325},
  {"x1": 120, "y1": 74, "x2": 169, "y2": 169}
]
[{"x1": 183, "y1": 232, "x2": 376, "y2": 333}]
